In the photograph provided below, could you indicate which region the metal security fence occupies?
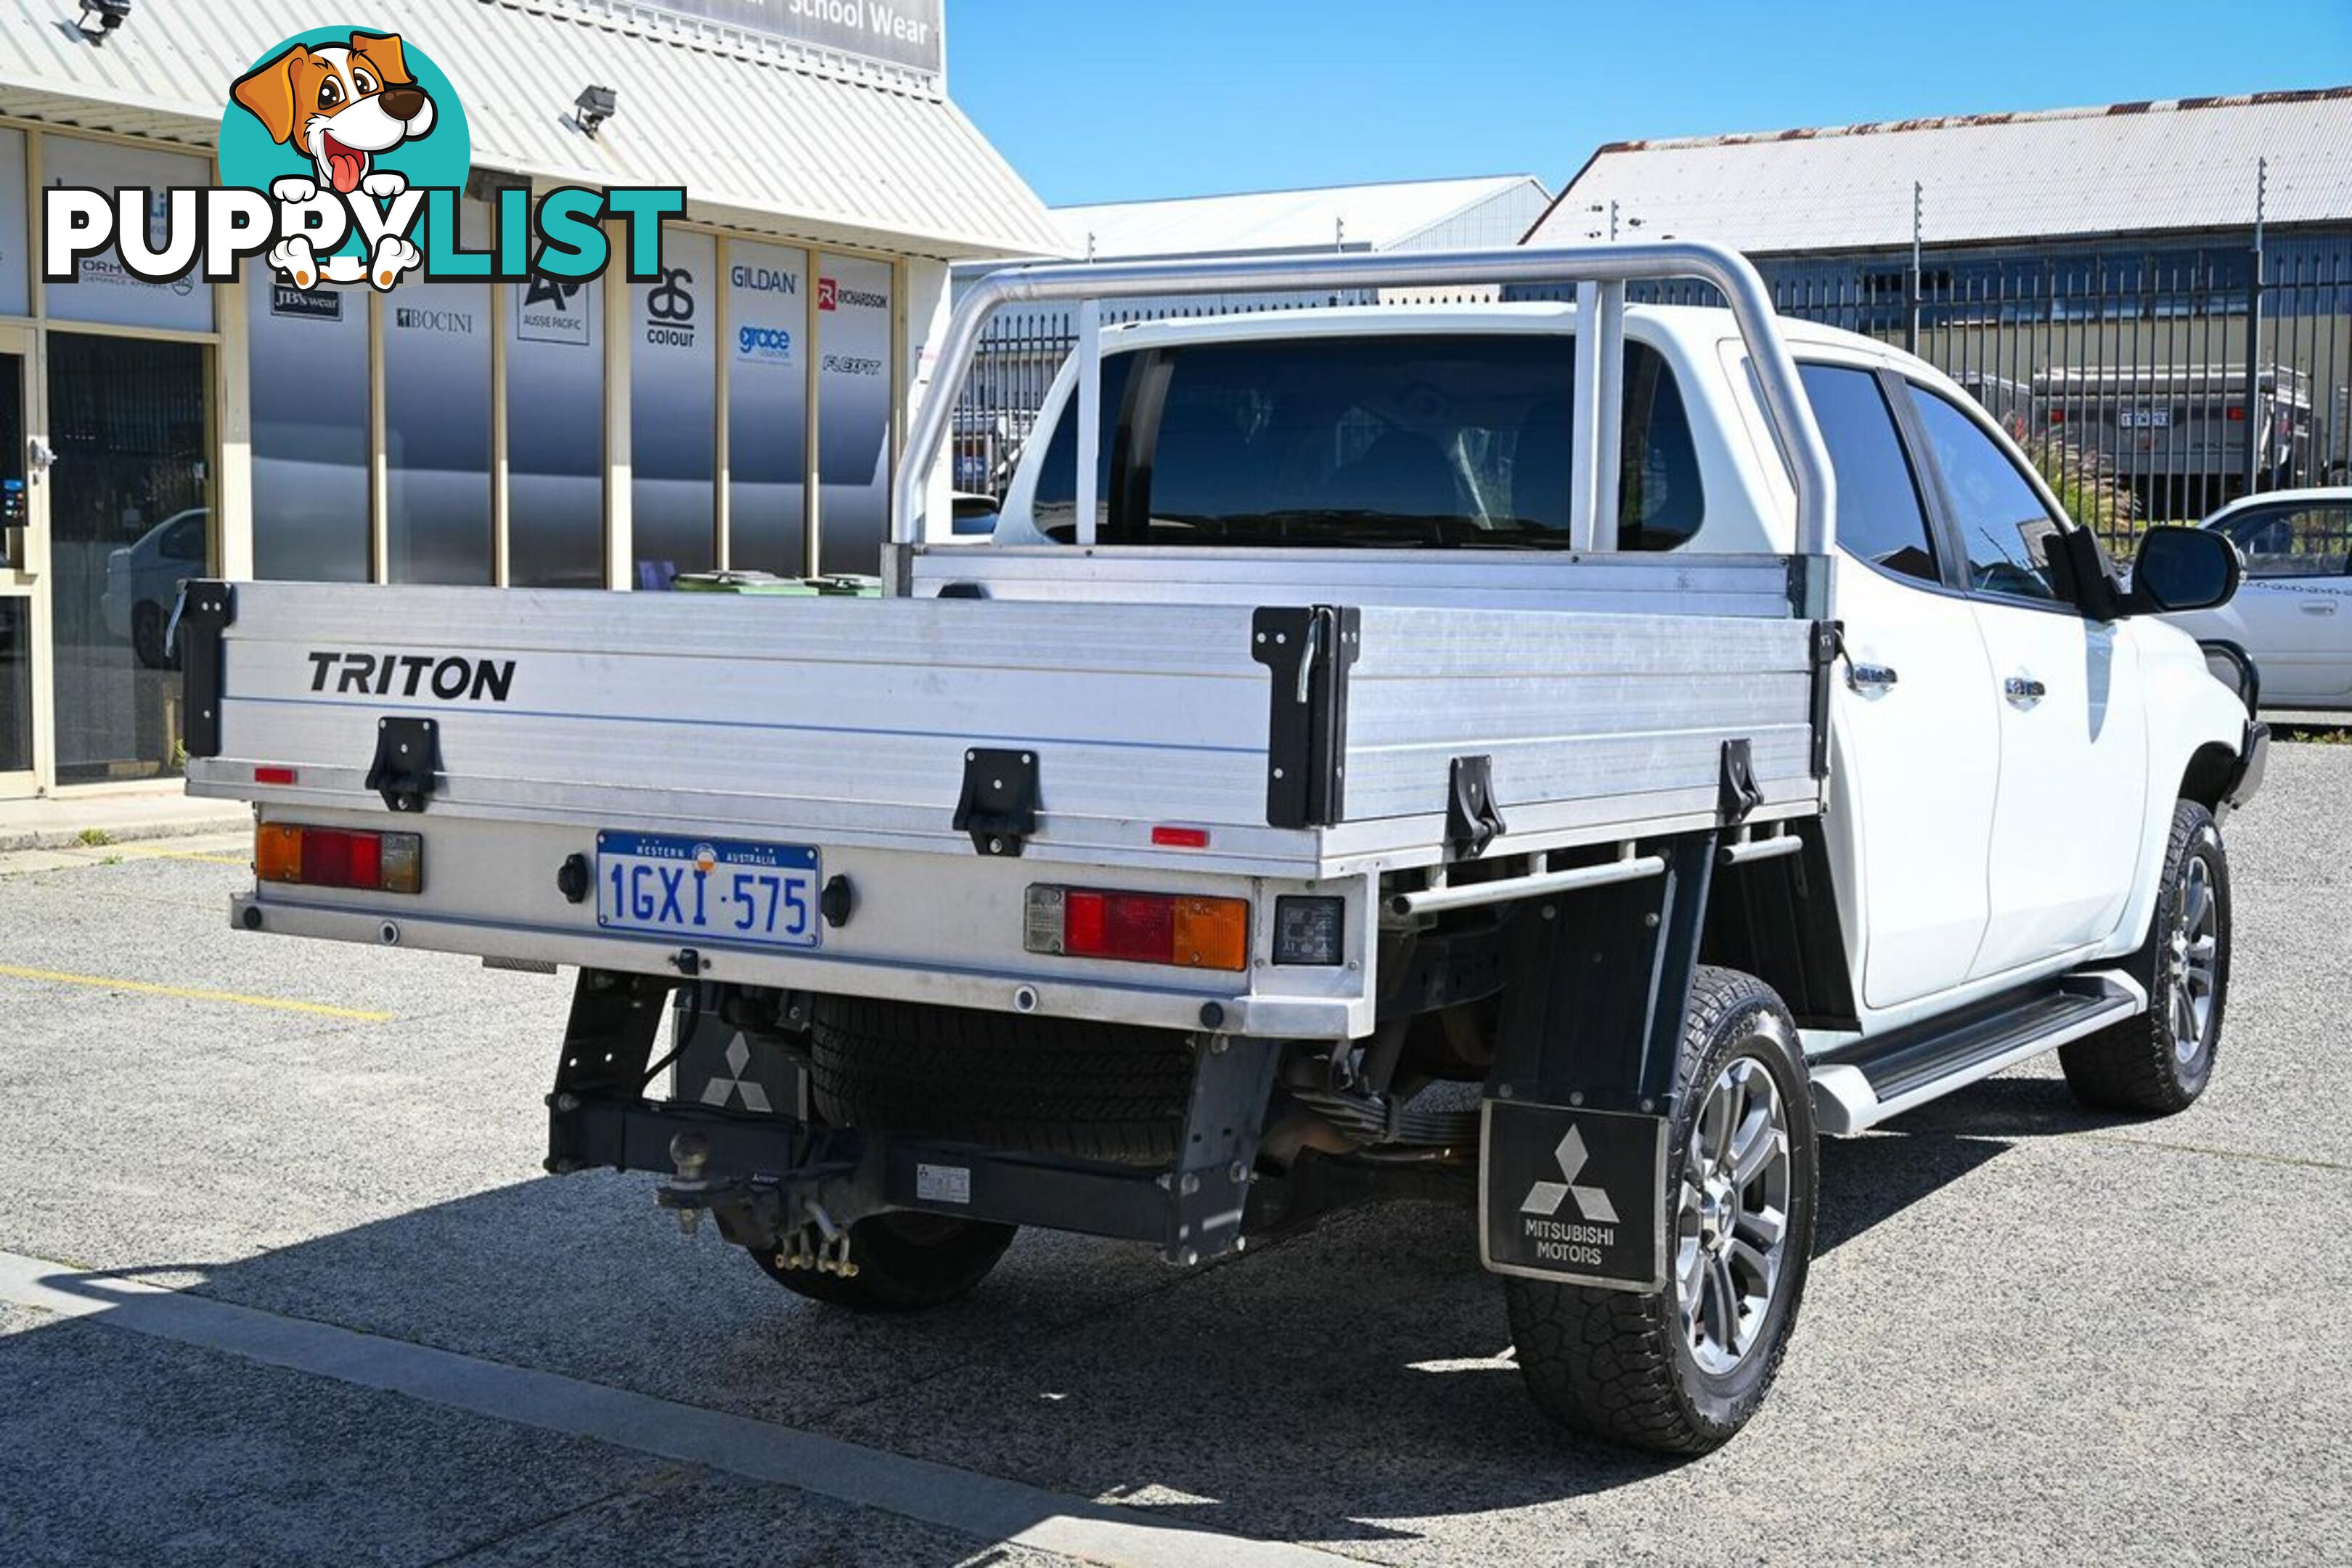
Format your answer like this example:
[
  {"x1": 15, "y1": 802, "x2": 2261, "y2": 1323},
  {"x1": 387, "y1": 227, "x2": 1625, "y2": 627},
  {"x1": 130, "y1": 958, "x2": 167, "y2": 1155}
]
[{"x1": 951, "y1": 233, "x2": 2352, "y2": 542}]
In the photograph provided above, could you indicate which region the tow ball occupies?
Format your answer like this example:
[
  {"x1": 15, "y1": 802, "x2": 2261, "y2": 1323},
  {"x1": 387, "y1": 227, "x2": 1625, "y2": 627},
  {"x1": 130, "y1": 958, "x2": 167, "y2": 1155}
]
[{"x1": 653, "y1": 1131, "x2": 859, "y2": 1278}]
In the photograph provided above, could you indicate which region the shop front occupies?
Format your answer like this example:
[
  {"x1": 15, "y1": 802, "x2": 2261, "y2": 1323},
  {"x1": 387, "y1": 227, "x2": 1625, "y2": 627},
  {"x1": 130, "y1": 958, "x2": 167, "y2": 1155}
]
[{"x1": 0, "y1": 0, "x2": 1061, "y2": 798}]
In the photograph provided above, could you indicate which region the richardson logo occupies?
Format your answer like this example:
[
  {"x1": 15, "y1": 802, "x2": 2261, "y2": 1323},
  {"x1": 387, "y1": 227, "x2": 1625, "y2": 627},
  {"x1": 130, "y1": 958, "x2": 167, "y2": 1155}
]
[
  {"x1": 817, "y1": 275, "x2": 886, "y2": 311},
  {"x1": 42, "y1": 28, "x2": 682, "y2": 297},
  {"x1": 307, "y1": 650, "x2": 514, "y2": 703}
]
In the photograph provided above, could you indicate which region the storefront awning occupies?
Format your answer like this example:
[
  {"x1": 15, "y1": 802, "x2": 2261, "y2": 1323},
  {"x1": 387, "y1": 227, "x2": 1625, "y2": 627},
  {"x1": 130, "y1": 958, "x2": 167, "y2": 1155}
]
[{"x1": 0, "y1": 0, "x2": 1068, "y2": 260}]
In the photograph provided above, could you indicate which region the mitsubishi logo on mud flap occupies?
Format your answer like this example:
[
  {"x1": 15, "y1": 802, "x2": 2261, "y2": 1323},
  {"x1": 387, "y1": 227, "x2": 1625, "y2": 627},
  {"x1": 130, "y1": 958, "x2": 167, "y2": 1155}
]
[
  {"x1": 698, "y1": 1032, "x2": 771, "y2": 1113},
  {"x1": 1484, "y1": 1100, "x2": 1665, "y2": 1292},
  {"x1": 1519, "y1": 1124, "x2": 1620, "y2": 1225}
]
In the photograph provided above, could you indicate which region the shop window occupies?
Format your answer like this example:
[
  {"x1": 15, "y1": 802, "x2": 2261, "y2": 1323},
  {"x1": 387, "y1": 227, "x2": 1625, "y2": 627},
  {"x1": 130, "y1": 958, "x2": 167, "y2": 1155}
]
[
  {"x1": 816, "y1": 255, "x2": 893, "y2": 576},
  {"x1": 727, "y1": 240, "x2": 810, "y2": 576},
  {"x1": 383, "y1": 277, "x2": 493, "y2": 584},
  {"x1": 508, "y1": 275, "x2": 605, "y2": 588},
  {"x1": 632, "y1": 229, "x2": 716, "y2": 584},
  {"x1": 249, "y1": 269, "x2": 369, "y2": 582},
  {"x1": 41, "y1": 137, "x2": 213, "y2": 332}
]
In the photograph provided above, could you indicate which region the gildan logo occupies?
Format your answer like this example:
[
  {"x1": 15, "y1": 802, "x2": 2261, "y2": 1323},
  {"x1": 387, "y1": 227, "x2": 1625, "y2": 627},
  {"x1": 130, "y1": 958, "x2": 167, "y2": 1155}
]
[
  {"x1": 730, "y1": 263, "x2": 799, "y2": 295},
  {"x1": 41, "y1": 28, "x2": 682, "y2": 296}
]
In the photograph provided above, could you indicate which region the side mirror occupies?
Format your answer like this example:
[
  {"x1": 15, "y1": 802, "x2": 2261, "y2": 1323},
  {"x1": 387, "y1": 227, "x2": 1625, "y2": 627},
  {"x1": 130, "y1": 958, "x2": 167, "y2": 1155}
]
[{"x1": 2126, "y1": 526, "x2": 2241, "y2": 614}]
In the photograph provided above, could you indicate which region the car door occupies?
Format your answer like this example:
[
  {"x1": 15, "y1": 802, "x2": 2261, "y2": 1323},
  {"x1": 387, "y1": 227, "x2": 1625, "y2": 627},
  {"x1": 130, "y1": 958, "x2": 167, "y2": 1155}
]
[
  {"x1": 2203, "y1": 499, "x2": 2352, "y2": 707},
  {"x1": 1800, "y1": 362, "x2": 2001, "y2": 1009},
  {"x1": 1903, "y1": 385, "x2": 2149, "y2": 980}
]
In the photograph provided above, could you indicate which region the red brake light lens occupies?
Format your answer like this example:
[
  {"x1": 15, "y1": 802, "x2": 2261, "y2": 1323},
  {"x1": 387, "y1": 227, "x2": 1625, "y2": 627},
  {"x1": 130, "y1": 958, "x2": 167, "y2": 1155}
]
[
  {"x1": 255, "y1": 824, "x2": 422, "y2": 894},
  {"x1": 1026, "y1": 886, "x2": 1248, "y2": 971}
]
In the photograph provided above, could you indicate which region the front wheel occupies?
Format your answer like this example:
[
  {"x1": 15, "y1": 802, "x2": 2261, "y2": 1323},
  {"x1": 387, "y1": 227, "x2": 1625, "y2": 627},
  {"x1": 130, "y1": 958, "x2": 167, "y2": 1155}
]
[
  {"x1": 2060, "y1": 799, "x2": 2229, "y2": 1114},
  {"x1": 1504, "y1": 967, "x2": 1818, "y2": 1455},
  {"x1": 751, "y1": 1212, "x2": 1016, "y2": 1312}
]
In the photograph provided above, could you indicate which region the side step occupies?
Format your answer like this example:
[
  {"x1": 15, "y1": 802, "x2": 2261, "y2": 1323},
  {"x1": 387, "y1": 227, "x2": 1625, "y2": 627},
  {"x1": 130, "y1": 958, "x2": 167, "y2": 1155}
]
[{"x1": 1809, "y1": 971, "x2": 2145, "y2": 1136}]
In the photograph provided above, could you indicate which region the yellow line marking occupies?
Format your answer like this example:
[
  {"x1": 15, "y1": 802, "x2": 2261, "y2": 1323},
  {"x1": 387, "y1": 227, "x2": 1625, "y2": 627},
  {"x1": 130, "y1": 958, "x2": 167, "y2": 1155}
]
[{"x1": 0, "y1": 964, "x2": 392, "y2": 1021}]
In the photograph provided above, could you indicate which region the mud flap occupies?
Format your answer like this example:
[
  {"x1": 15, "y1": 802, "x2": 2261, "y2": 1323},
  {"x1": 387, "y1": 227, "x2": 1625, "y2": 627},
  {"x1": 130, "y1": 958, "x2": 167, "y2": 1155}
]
[{"x1": 1478, "y1": 1098, "x2": 1669, "y2": 1292}]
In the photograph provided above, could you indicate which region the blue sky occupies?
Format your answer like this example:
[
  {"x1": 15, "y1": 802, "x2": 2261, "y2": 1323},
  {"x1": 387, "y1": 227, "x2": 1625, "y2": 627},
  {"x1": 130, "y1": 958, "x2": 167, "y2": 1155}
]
[{"x1": 950, "y1": 0, "x2": 2352, "y2": 207}]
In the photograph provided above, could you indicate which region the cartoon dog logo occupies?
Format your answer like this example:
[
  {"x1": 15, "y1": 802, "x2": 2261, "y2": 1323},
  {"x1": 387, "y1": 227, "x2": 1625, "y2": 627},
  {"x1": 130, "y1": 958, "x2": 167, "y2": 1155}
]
[{"x1": 231, "y1": 31, "x2": 435, "y2": 289}]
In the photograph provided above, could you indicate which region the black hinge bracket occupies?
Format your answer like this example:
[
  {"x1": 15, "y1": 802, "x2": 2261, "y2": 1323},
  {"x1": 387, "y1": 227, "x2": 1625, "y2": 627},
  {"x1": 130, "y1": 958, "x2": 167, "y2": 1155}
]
[
  {"x1": 1445, "y1": 754, "x2": 1506, "y2": 859},
  {"x1": 953, "y1": 746, "x2": 1038, "y2": 856},
  {"x1": 1808, "y1": 619, "x2": 1842, "y2": 780},
  {"x1": 1252, "y1": 604, "x2": 1360, "y2": 830},
  {"x1": 366, "y1": 716, "x2": 441, "y2": 814},
  {"x1": 175, "y1": 580, "x2": 237, "y2": 761},
  {"x1": 1718, "y1": 738, "x2": 1763, "y2": 828}
]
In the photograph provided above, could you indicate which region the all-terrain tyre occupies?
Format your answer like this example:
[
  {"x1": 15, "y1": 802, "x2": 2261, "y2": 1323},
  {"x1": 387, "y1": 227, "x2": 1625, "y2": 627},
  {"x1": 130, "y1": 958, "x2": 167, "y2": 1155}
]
[
  {"x1": 752, "y1": 1212, "x2": 1017, "y2": 1312},
  {"x1": 808, "y1": 995, "x2": 1194, "y2": 1167},
  {"x1": 2059, "y1": 799, "x2": 2229, "y2": 1115},
  {"x1": 1504, "y1": 966, "x2": 1818, "y2": 1455}
]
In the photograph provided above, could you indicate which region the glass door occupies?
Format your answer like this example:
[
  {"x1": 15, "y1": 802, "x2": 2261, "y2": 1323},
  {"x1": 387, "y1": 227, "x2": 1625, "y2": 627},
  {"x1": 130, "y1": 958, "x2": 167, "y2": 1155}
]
[
  {"x1": 0, "y1": 330, "x2": 38, "y2": 799},
  {"x1": 46, "y1": 333, "x2": 211, "y2": 786}
]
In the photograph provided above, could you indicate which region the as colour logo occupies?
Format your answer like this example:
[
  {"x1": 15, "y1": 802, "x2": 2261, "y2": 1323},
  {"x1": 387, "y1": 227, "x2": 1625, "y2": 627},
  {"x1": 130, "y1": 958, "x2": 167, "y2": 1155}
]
[{"x1": 41, "y1": 27, "x2": 683, "y2": 295}]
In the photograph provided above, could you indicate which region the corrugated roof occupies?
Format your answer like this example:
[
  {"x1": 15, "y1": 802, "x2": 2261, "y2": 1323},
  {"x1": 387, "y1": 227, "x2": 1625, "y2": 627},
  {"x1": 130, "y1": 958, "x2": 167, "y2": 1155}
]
[
  {"x1": 0, "y1": 0, "x2": 1065, "y2": 259},
  {"x1": 1530, "y1": 89, "x2": 2352, "y2": 254},
  {"x1": 1055, "y1": 175, "x2": 1551, "y2": 260}
]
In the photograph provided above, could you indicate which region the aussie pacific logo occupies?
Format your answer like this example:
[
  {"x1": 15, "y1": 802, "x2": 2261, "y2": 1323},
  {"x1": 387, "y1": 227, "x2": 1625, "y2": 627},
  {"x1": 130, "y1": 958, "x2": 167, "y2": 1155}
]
[{"x1": 41, "y1": 26, "x2": 684, "y2": 295}]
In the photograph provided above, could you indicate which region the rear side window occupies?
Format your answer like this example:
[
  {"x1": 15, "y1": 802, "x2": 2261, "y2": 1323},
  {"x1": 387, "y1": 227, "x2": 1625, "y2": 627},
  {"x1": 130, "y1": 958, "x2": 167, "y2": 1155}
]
[
  {"x1": 1797, "y1": 364, "x2": 1939, "y2": 584},
  {"x1": 1030, "y1": 334, "x2": 1702, "y2": 550},
  {"x1": 1910, "y1": 388, "x2": 2067, "y2": 603},
  {"x1": 2215, "y1": 502, "x2": 2351, "y2": 578}
]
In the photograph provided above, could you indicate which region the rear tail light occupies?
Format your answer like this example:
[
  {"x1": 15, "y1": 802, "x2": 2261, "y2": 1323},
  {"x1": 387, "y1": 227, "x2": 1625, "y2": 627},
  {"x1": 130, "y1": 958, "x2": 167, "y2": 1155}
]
[
  {"x1": 256, "y1": 824, "x2": 423, "y2": 894},
  {"x1": 1024, "y1": 886, "x2": 1249, "y2": 971}
]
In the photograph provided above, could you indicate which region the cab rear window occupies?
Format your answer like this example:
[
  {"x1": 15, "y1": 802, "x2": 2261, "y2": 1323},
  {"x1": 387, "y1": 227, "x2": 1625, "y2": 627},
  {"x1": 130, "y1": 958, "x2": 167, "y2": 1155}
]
[{"x1": 1032, "y1": 334, "x2": 1702, "y2": 550}]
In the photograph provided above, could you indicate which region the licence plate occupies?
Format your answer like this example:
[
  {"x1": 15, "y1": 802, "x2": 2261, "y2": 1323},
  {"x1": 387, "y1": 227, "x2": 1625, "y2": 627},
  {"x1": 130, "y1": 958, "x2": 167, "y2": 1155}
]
[
  {"x1": 595, "y1": 830, "x2": 821, "y2": 950},
  {"x1": 2118, "y1": 408, "x2": 2171, "y2": 429}
]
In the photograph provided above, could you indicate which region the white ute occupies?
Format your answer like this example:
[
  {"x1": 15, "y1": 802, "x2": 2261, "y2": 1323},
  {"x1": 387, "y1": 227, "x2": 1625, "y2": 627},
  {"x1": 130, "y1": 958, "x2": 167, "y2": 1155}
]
[{"x1": 181, "y1": 244, "x2": 2266, "y2": 1453}]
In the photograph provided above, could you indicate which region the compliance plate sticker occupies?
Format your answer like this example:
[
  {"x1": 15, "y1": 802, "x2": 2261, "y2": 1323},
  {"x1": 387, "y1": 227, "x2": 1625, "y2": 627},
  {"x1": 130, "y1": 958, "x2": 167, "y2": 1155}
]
[{"x1": 1479, "y1": 1099, "x2": 1669, "y2": 1292}]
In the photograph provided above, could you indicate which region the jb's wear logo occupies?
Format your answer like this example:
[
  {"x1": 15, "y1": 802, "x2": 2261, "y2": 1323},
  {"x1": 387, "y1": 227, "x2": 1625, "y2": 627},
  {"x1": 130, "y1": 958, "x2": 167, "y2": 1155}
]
[
  {"x1": 308, "y1": 650, "x2": 514, "y2": 703},
  {"x1": 42, "y1": 28, "x2": 682, "y2": 295}
]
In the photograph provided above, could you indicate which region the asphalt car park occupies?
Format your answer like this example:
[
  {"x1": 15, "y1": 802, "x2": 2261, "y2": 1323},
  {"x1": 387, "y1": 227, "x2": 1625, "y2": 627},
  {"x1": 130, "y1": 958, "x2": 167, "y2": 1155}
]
[{"x1": 1, "y1": 741, "x2": 2348, "y2": 1567}]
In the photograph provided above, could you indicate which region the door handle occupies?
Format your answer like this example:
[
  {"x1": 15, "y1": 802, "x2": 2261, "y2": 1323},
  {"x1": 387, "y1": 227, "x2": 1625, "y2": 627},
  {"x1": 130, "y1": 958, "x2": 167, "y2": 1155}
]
[
  {"x1": 2301, "y1": 600, "x2": 2337, "y2": 616},
  {"x1": 1846, "y1": 661, "x2": 1898, "y2": 694},
  {"x1": 2004, "y1": 674, "x2": 2047, "y2": 706}
]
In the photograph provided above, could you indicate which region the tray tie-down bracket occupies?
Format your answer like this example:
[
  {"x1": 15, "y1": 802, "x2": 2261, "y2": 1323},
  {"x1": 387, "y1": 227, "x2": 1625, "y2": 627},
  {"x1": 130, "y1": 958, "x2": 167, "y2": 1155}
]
[
  {"x1": 1446, "y1": 754, "x2": 1506, "y2": 859},
  {"x1": 954, "y1": 746, "x2": 1039, "y2": 856},
  {"x1": 366, "y1": 716, "x2": 441, "y2": 814}
]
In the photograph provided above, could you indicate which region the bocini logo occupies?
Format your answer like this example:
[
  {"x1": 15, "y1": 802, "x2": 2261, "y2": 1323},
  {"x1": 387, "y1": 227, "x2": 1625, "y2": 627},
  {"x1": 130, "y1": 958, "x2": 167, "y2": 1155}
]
[{"x1": 41, "y1": 26, "x2": 683, "y2": 295}]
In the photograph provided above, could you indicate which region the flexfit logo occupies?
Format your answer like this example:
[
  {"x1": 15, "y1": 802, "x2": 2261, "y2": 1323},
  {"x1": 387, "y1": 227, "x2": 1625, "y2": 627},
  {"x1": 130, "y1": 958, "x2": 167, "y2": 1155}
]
[{"x1": 40, "y1": 27, "x2": 683, "y2": 296}]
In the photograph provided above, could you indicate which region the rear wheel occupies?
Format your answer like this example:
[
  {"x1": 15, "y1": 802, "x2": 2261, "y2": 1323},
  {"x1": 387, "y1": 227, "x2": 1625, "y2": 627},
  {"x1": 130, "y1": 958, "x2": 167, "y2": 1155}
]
[
  {"x1": 2060, "y1": 799, "x2": 2229, "y2": 1114},
  {"x1": 1505, "y1": 967, "x2": 1817, "y2": 1455},
  {"x1": 751, "y1": 1211, "x2": 1016, "y2": 1312}
]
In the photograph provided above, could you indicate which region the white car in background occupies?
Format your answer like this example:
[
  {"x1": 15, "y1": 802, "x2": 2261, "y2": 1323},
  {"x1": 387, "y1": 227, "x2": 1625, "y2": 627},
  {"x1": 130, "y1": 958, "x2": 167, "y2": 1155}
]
[
  {"x1": 102, "y1": 507, "x2": 208, "y2": 669},
  {"x1": 2166, "y1": 488, "x2": 2352, "y2": 711}
]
